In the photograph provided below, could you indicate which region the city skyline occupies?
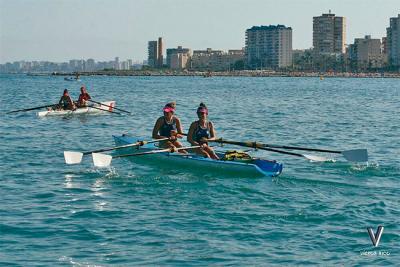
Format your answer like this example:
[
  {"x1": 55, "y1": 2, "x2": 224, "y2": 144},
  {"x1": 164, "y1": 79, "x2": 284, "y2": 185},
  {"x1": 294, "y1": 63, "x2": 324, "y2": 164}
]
[{"x1": 0, "y1": 0, "x2": 399, "y2": 63}]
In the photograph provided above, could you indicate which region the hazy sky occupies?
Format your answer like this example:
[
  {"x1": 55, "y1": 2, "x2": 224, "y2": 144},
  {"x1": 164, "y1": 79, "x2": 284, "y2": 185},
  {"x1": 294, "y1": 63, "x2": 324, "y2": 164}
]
[{"x1": 0, "y1": 0, "x2": 398, "y2": 63}]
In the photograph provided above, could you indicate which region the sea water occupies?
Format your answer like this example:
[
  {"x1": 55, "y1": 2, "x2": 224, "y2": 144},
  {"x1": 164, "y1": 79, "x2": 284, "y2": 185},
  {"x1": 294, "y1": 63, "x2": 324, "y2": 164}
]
[{"x1": 0, "y1": 74, "x2": 399, "y2": 265}]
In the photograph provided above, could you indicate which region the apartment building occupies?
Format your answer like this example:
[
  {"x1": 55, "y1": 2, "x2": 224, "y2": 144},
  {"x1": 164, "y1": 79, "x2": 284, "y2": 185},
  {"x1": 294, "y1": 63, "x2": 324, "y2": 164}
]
[
  {"x1": 190, "y1": 48, "x2": 244, "y2": 71},
  {"x1": 245, "y1": 25, "x2": 292, "y2": 69},
  {"x1": 387, "y1": 14, "x2": 400, "y2": 67},
  {"x1": 313, "y1": 11, "x2": 346, "y2": 55},
  {"x1": 166, "y1": 46, "x2": 192, "y2": 69},
  {"x1": 147, "y1": 37, "x2": 164, "y2": 68},
  {"x1": 349, "y1": 35, "x2": 384, "y2": 69}
]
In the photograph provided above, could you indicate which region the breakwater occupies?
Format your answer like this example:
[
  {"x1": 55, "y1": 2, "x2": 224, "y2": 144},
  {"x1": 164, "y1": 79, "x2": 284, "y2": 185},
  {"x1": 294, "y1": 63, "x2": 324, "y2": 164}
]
[{"x1": 26, "y1": 70, "x2": 400, "y2": 78}]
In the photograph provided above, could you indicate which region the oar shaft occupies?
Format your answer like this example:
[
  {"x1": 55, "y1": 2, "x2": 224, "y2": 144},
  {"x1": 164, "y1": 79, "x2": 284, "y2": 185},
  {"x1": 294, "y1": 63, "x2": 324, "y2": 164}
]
[
  {"x1": 213, "y1": 139, "x2": 309, "y2": 158},
  {"x1": 7, "y1": 104, "x2": 57, "y2": 114},
  {"x1": 89, "y1": 105, "x2": 121, "y2": 115},
  {"x1": 82, "y1": 138, "x2": 169, "y2": 155},
  {"x1": 257, "y1": 146, "x2": 305, "y2": 157},
  {"x1": 113, "y1": 145, "x2": 200, "y2": 159},
  {"x1": 215, "y1": 139, "x2": 342, "y2": 154},
  {"x1": 263, "y1": 144, "x2": 341, "y2": 154},
  {"x1": 88, "y1": 99, "x2": 131, "y2": 114}
]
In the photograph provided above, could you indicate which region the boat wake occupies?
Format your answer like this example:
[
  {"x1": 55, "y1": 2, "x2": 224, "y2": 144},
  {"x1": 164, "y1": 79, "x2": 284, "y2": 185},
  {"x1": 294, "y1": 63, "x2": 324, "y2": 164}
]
[
  {"x1": 93, "y1": 166, "x2": 119, "y2": 178},
  {"x1": 350, "y1": 161, "x2": 379, "y2": 172}
]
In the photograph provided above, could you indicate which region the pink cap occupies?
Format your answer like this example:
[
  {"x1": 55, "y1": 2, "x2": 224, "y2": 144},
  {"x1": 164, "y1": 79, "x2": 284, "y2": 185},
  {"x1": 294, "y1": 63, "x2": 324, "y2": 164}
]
[
  {"x1": 197, "y1": 107, "x2": 208, "y2": 114},
  {"x1": 163, "y1": 107, "x2": 175, "y2": 113}
]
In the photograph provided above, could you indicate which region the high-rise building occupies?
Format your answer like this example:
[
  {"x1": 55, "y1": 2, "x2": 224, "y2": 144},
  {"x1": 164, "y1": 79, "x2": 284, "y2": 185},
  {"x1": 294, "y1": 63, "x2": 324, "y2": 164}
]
[
  {"x1": 69, "y1": 59, "x2": 84, "y2": 72},
  {"x1": 245, "y1": 25, "x2": 292, "y2": 69},
  {"x1": 386, "y1": 14, "x2": 400, "y2": 67},
  {"x1": 148, "y1": 41, "x2": 158, "y2": 68},
  {"x1": 147, "y1": 38, "x2": 164, "y2": 68},
  {"x1": 313, "y1": 11, "x2": 346, "y2": 55},
  {"x1": 114, "y1": 57, "x2": 120, "y2": 70},
  {"x1": 85, "y1": 59, "x2": 96, "y2": 71},
  {"x1": 158, "y1": 37, "x2": 164, "y2": 68}
]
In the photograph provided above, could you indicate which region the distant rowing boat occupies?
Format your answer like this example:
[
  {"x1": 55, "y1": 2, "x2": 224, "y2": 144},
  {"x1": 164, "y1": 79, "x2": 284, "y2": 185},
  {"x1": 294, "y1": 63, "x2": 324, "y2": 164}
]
[
  {"x1": 64, "y1": 77, "x2": 81, "y2": 81},
  {"x1": 37, "y1": 101, "x2": 116, "y2": 117},
  {"x1": 110, "y1": 135, "x2": 283, "y2": 177}
]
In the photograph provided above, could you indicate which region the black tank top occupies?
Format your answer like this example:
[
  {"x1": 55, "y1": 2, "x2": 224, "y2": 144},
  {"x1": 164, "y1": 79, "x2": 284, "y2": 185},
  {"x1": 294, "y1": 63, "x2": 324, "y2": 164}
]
[
  {"x1": 193, "y1": 121, "x2": 210, "y2": 143},
  {"x1": 159, "y1": 117, "x2": 177, "y2": 137}
]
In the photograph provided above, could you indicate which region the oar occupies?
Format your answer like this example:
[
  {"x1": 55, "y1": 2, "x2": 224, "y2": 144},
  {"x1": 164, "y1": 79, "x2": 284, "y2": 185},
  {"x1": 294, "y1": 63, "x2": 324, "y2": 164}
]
[
  {"x1": 92, "y1": 145, "x2": 200, "y2": 168},
  {"x1": 88, "y1": 99, "x2": 131, "y2": 114},
  {"x1": 64, "y1": 137, "x2": 169, "y2": 164},
  {"x1": 211, "y1": 139, "x2": 331, "y2": 162},
  {"x1": 248, "y1": 143, "x2": 368, "y2": 162},
  {"x1": 6, "y1": 104, "x2": 57, "y2": 114},
  {"x1": 213, "y1": 139, "x2": 368, "y2": 162},
  {"x1": 88, "y1": 105, "x2": 121, "y2": 115}
]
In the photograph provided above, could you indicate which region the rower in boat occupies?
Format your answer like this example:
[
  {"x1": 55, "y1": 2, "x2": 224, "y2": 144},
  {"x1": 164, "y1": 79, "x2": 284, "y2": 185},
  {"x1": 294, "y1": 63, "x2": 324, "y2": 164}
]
[
  {"x1": 76, "y1": 86, "x2": 91, "y2": 107},
  {"x1": 187, "y1": 102, "x2": 219, "y2": 159},
  {"x1": 152, "y1": 102, "x2": 186, "y2": 152},
  {"x1": 58, "y1": 89, "x2": 76, "y2": 110}
]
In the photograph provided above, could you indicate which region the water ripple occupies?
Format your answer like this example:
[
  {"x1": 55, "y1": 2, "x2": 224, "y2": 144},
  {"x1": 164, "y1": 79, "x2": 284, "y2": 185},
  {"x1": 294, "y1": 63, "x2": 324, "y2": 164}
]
[{"x1": 1, "y1": 75, "x2": 399, "y2": 265}]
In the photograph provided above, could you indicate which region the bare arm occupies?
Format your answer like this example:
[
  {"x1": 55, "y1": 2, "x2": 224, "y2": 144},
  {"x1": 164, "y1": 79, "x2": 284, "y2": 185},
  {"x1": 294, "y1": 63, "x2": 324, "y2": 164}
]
[
  {"x1": 68, "y1": 96, "x2": 76, "y2": 108},
  {"x1": 187, "y1": 122, "x2": 198, "y2": 146},
  {"x1": 152, "y1": 117, "x2": 165, "y2": 139},
  {"x1": 175, "y1": 117, "x2": 184, "y2": 137},
  {"x1": 208, "y1": 121, "x2": 217, "y2": 141}
]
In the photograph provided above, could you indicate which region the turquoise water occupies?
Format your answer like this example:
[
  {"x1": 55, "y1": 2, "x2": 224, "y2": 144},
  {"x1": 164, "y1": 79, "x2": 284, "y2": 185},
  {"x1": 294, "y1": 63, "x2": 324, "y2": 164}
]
[{"x1": 1, "y1": 74, "x2": 399, "y2": 266}]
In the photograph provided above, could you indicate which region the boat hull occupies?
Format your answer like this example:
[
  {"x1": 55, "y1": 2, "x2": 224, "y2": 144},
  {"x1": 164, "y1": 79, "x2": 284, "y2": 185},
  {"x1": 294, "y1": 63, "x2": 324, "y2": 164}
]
[
  {"x1": 112, "y1": 135, "x2": 283, "y2": 177},
  {"x1": 64, "y1": 77, "x2": 81, "y2": 81},
  {"x1": 37, "y1": 101, "x2": 116, "y2": 117}
]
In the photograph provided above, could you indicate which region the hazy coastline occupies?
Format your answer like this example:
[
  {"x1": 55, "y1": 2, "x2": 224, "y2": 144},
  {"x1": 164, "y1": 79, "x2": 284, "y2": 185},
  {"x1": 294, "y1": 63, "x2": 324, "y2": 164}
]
[{"x1": 23, "y1": 70, "x2": 400, "y2": 78}]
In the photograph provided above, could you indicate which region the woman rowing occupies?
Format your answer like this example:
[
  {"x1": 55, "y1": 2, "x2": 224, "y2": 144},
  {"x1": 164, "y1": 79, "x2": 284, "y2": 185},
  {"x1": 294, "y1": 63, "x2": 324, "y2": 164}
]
[
  {"x1": 187, "y1": 103, "x2": 219, "y2": 159},
  {"x1": 76, "y1": 86, "x2": 91, "y2": 107},
  {"x1": 58, "y1": 89, "x2": 76, "y2": 110},
  {"x1": 152, "y1": 102, "x2": 186, "y2": 152}
]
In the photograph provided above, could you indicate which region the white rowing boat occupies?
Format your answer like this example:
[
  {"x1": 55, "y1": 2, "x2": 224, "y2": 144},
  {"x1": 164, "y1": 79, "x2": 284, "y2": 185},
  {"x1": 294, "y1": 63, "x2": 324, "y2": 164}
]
[
  {"x1": 64, "y1": 77, "x2": 81, "y2": 81},
  {"x1": 37, "y1": 101, "x2": 116, "y2": 117}
]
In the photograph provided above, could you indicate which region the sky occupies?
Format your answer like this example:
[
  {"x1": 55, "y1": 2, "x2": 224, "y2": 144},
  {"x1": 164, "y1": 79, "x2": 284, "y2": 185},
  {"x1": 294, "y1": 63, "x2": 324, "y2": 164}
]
[{"x1": 0, "y1": 0, "x2": 399, "y2": 63}]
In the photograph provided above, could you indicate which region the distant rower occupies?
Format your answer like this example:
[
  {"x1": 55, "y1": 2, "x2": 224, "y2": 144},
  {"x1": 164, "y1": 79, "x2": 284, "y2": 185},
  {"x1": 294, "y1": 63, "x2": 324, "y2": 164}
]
[
  {"x1": 58, "y1": 89, "x2": 76, "y2": 110},
  {"x1": 77, "y1": 86, "x2": 91, "y2": 107}
]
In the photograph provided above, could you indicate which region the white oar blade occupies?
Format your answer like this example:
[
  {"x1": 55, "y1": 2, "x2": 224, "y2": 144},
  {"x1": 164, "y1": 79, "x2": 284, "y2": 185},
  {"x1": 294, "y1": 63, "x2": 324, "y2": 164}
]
[
  {"x1": 64, "y1": 151, "x2": 83, "y2": 164},
  {"x1": 342, "y1": 149, "x2": 368, "y2": 162},
  {"x1": 303, "y1": 154, "x2": 331, "y2": 162},
  {"x1": 92, "y1": 153, "x2": 113, "y2": 168}
]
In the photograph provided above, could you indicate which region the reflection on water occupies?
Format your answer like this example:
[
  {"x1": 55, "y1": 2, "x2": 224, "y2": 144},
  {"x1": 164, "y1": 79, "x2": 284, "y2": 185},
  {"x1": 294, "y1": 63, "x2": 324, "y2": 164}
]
[{"x1": 64, "y1": 174, "x2": 78, "y2": 189}]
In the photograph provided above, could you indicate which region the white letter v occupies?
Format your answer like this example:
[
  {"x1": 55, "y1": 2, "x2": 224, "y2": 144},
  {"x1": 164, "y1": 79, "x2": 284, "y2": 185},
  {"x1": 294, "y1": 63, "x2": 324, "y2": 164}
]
[{"x1": 367, "y1": 226, "x2": 384, "y2": 247}]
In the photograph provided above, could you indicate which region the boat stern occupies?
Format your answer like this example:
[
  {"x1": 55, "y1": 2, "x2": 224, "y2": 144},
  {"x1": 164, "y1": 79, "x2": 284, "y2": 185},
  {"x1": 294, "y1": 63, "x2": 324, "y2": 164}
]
[{"x1": 254, "y1": 159, "x2": 283, "y2": 177}]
